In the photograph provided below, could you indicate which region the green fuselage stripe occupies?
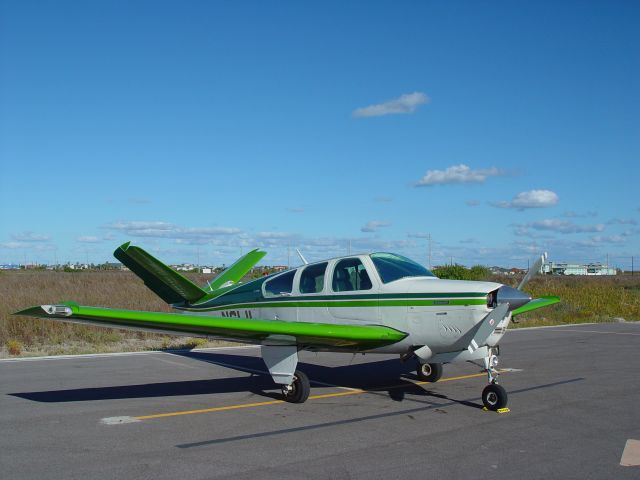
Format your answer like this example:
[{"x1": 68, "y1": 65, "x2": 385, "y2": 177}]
[{"x1": 180, "y1": 298, "x2": 487, "y2": 312}]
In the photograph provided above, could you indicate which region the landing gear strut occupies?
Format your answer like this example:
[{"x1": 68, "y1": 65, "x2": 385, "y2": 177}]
[
  {"x1": 482, "y1": 348, "x2": 508, "y2": 411},
  {"x1": 416, "y1": 362, "x2": 443, "y2": 383},
  {"x1": 281, "y1": 370, "x2": 310, "y2": 403}
]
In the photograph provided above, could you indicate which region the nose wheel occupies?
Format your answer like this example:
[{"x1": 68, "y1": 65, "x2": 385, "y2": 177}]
[
  {"x1": 482, "y1": 383, "x2": 508, "y2": 410},
  {"x1": 482, "y1": 348, "x2": 508, "y2": 411}
]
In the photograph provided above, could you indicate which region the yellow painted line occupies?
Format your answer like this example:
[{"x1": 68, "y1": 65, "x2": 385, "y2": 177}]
[
  {"x1": 136, "y1": 399, "x2": 286, "y2": 419},
  {"x1": 134, "y1": 371, "x2": 494, "y2": 421}
]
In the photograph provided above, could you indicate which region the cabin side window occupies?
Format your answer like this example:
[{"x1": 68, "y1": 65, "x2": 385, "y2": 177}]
[
  {"x1": 332, "y1": 258, "x2": 372, "y2": 292},
  {"x1": 299, "y1": 262, "x2": 328, "y2": 294},
  {"x1": 264, "y1": 270, "x2": 296, "y2": 297}
]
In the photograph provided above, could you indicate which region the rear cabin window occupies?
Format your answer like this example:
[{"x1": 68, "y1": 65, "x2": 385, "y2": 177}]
[
  {"x1": 264, "y1": 270, "x2": 296, "y2": 296},
  {"x1": 370, "y1": 252, "x2": 434, "y2": 283},
  {"x1": 299, "y1": 262, "x2": 328, "y2": 294},
  {"x1": 332, "y1": 258, "x2": 373, "y2": 292}
]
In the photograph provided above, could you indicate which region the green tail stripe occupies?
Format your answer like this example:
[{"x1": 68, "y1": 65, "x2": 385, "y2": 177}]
[
  {"x1": 114, "y1": 242, "x2": 206, "y2": 305},
  {"x1": 512, "y1": 296, "x2": 561, "y2": 316},
  {"x1": 207, "y1": 249, "x2": 267, "y2": 292}
]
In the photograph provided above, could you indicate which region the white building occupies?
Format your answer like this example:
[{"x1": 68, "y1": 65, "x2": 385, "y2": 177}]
[{"x1": 541, "y1": 262, "x2": 616, "y2": 276}]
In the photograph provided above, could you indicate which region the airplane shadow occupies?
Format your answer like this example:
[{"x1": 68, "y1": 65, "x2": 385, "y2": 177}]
[{"x1": 8, "y1": 351, "x2": 483, "y2": 409}]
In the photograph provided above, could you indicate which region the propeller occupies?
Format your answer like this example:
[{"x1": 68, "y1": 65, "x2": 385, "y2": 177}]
[
  {"x1": 518, "y1": 252, "x2": 547, "y2": 290},
  {"x1": 495, "y1": 252, "x2": 548, "y2": 311}
]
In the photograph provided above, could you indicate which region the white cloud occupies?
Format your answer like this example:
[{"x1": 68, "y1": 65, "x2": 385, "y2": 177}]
[
  {"x1": 361, "y1": 220, "x2": 391, "y2": 233},
  {"x1": 492, "y1": 190, "x2": 559, "y2": 210},
  {"x1": 607, "y1": 218, "x2": 637, "y2": 225},
  {"x1": 77, "y1": 236, "x2": 102, "y2": 243},
  {"x1": 11, "y1": 231, "x2": 51, "y2": 242},
  {"x1": 563, "y1": 210, "x2": 597, "y2": 218},
  {"x1": 465, "y1": 199, "x2": 481, "y2": 207},
  {"x1": 416, "y1": 164, "x2": 506, "y2": 187},
  {"x1": 524, "y1": 219, "x2": 605, "y2": 234},
  {"x1": 407, "y1": 232, "x2": 432, "y2": 239},
  {"x1": 353, "y1": 92, "x2": 430, "y2": 118},
  {"x1": 590, "y1": 235, "x2": 626, "y2": 244},
  {"x1": 0, "y1": 241, "x2": 55, "y2": 251},
  {"x1": 105, "y1": 221, "x2": 242, "y2": 242}
]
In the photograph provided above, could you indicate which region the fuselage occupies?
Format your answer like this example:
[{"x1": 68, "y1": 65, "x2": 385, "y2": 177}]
[{"x1": 175, "y1": 252, "x2": 513, "y2": 354}]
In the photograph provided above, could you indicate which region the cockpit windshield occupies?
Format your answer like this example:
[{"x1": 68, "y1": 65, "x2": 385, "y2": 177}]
[{"x1": 370, "y1": 252, "x2": 435, "y2": 283}]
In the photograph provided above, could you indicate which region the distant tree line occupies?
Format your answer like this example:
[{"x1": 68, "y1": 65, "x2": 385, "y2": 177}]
[{"x1": 432, "y1": 264, "x2": 491, "y2": 281}]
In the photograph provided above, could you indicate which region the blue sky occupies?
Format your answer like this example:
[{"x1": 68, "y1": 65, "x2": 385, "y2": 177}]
[{"x1": 1, "y1": 1, "x2": 639, "y2": 269}]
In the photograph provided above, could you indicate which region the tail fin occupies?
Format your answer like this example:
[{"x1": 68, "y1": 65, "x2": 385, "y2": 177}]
[
  {"x1": 114, "y1": 242, "x2": 207, "y2": 305},
  {"x1": 207, "y1": 248, "x2": 267, "y2": 291}
]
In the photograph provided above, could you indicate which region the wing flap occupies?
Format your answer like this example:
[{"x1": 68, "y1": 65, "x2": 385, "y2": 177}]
[
  {"x1": 511, "y1": 296, "x2": 560, "y2": 316},
  {"x1": 14, "y1": 303, "x2": 407, "y2": 350}
]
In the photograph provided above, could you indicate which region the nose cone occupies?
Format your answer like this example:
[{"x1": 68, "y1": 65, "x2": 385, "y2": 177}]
[{"x1": 497, "y1": 285, "x2": 531, "y2": 310}]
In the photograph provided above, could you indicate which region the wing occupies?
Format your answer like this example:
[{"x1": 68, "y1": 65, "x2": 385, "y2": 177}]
[
  {"x1": 511, "y1": 296, "x2": 560, "y2": 316},
  {"x1": 14, "y1": 303, "x2": 407, "y2": 350}
]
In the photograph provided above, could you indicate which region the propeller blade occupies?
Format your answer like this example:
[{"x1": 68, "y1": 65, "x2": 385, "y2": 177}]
[{"x1": 518, "y1": 252, "x2": 547, "y2": 290}]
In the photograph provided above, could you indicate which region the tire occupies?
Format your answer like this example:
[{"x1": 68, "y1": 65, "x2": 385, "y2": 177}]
[
  {"x1": 282, "y1": 370, "x2": 310, "y2": 403},
  {"x1": 482, "y1": 383, "x2": 508, "y2": 411},
  {"x1": 416, "y1": 362, "x2": 443, "y2": 383}
]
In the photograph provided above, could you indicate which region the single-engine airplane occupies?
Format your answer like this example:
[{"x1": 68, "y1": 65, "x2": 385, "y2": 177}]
[{"x1": 15, "y1": 242, "x2": 559, "y2": 410}]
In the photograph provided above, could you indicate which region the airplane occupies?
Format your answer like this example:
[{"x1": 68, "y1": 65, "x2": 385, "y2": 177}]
[{"x1": 15, "y1": 242, "x2": 559, "y2": 411}]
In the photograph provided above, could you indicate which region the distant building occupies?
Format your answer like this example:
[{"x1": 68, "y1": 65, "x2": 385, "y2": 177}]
[{"x1": 541, "y1": 262, "x2": 616, "y2": 276}]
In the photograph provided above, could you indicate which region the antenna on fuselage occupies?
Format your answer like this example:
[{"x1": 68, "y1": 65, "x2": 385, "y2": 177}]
[{"x1": 296, "y1": 248, "x2": 309, "y2": 265}]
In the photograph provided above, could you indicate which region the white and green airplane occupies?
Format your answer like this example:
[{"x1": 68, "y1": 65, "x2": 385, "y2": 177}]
[{"x1": 16, "y1": 242, "x2": 559, "y2": 411}]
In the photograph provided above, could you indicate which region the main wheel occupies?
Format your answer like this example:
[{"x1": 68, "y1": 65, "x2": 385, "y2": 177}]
[
  {"x1": 416, "y1": 362, "x2": 443, "y2": 382},
  {"x1": 282, "y1": 370, "x2": 310, "y2": 403},
  {"x1": 482, "y1": 383, "x2": 508, "y2": 411}
]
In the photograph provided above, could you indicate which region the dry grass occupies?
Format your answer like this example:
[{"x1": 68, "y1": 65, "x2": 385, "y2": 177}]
[
  {"x1": 494, "y1": 274, "x2": 640, "y2": 327},
  {"x1": 0, "y1": 270, "x2": 233, "y2": 358},
  {"x1": 2, "y1": 270, "x2": 638, "y2": 357}
]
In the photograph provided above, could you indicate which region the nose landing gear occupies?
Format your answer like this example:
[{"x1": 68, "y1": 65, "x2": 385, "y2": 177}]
[{"x1": 482, "y1": 348, "x2": 508, "y2": 411}]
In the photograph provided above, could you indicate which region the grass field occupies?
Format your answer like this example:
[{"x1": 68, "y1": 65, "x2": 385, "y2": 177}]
[{"x1": 1, "y1": 270, "x2": 638, "y2": 357}]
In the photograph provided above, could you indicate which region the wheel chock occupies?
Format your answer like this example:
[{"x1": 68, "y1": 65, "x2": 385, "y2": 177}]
[{"x1": 482, "y1": 407, "x2": 510, "y2": 414}]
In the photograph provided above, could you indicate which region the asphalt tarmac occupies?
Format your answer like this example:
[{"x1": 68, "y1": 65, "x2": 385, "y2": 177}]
[{"x1": 1, "y1": 322, "x2": 639, "y2": 479}]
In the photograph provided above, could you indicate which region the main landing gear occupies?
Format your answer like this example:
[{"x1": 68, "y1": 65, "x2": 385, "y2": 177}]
[
  {"x1": 416, "y1": 362, "x2": 443, "y2": 383},
  {"x1": 281, "y1": 370, "x2": 310, "y2": 404},
  {"x1": 481, "y1": 348, "x2": 508, "y2": 411}
]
